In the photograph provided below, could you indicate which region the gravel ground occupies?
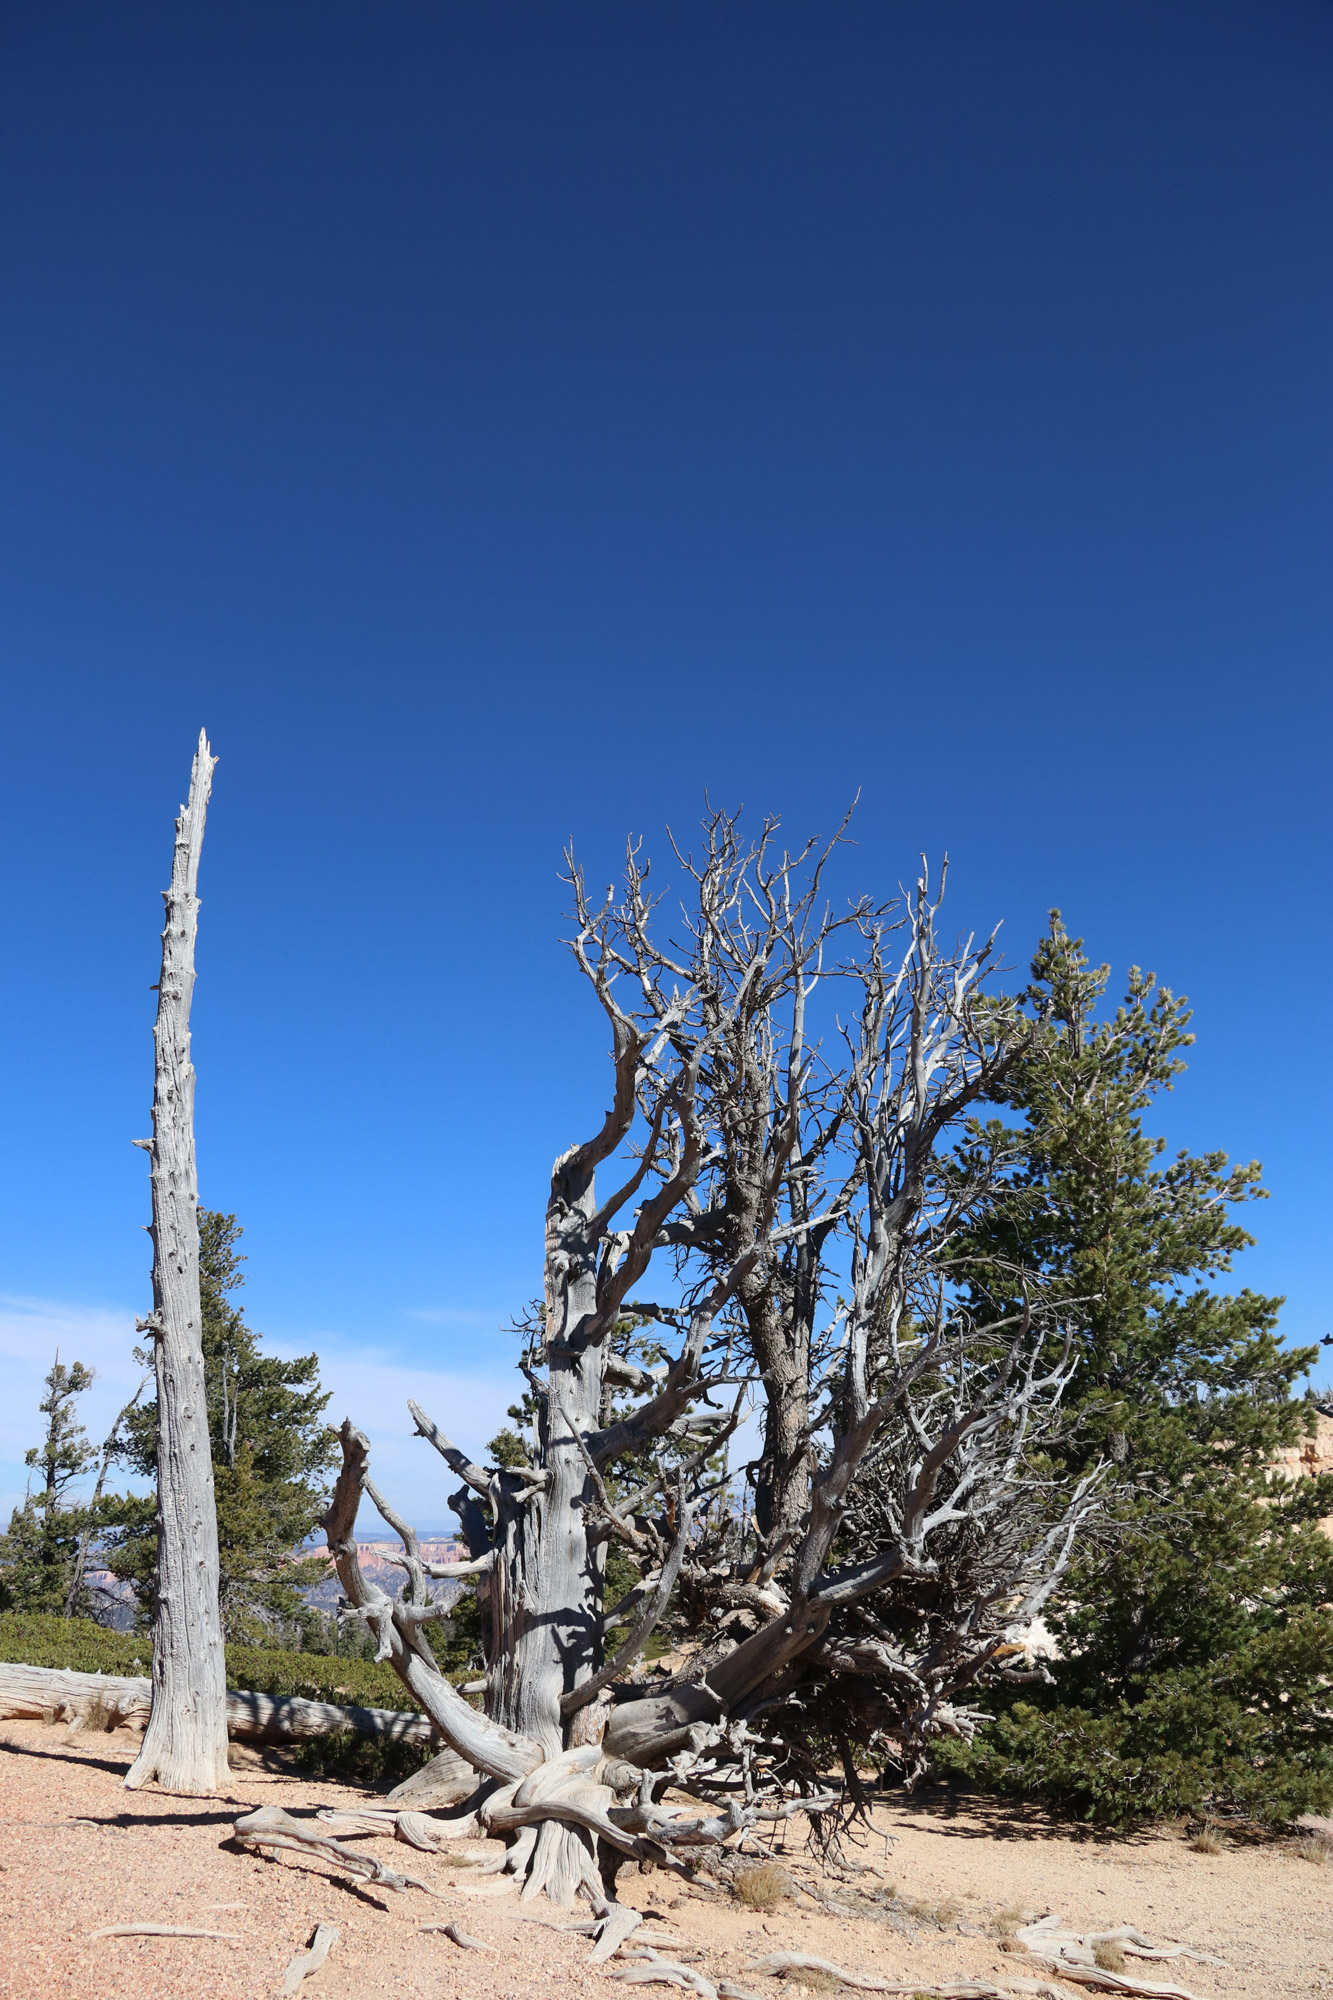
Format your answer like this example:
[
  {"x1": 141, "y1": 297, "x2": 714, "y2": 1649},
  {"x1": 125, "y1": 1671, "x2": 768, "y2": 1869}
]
[{"x1": 1, "y1": 1717, "x2": 1330, "y2": 2000}]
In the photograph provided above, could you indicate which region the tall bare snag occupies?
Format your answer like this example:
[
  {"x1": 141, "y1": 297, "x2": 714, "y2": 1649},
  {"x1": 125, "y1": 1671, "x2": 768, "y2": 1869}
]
[{"x1": 124, "y1": 730, "x2": 228, "y2": 1794}]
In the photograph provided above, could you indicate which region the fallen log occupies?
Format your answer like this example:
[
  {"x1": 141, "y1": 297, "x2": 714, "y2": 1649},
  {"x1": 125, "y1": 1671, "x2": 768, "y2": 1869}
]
[{"x1": 0, "y1": 1661, "x2": 437, "y2": 1747}]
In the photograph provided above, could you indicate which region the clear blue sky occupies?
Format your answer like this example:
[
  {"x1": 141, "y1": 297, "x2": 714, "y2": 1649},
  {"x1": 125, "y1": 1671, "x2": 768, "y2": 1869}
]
[{"x1": 1, "y1": 3, "x2": 1329, "y2": 1517}]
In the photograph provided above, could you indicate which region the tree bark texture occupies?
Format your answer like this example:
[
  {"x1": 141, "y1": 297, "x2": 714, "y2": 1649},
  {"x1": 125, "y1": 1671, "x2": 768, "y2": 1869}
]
[
  {"x1": 124, "y1": 731, "x2": 230, "y2": 1794},
  {"x1": 483, "y1": 1148, "x2": 610, "y2": 1901}
]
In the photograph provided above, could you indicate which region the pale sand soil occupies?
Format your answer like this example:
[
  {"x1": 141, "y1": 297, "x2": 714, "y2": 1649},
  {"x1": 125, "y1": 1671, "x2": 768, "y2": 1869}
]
[{"x1": 1, "y1": 1718, "x2": 1330, "y2": 2000}]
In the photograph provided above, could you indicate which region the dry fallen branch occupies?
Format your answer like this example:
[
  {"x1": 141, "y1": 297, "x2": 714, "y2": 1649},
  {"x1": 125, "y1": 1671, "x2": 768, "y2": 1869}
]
[
  {"x1": 232, "y1": 1807, "x2": 448, "y2": 1900},
  {"x1": 1014, "y1": 1919, "x2": 1223, "y2": 1967},
  {"x1": 733, "y1": 1965, "x2": 1012, "y2": 2000},
  {"x1": 1010, "y1": 1915, "x2": 1219, "y2": 1997},
  {"x1": 279, "y1": 1923, "x2": 339, "y2": 1994},
  {"x1": 610, "y1": 1950, "x2": 718, "y2": 2000},
  {"x1": 744, "y1": 1955, "x2": 895, "y2": 1992},
  {"x1": 87, "y1": 1923, "x2": 241, "y2": 1941},
  {"x1": 418, "y1": 1920, "x2": 494, "y2": 1950}
]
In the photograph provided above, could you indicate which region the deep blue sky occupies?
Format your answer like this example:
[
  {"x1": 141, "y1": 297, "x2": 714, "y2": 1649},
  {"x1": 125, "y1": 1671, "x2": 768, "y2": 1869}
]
[{"x1": 1, "y1": 3, "x2": 1330, "y2": 1513}]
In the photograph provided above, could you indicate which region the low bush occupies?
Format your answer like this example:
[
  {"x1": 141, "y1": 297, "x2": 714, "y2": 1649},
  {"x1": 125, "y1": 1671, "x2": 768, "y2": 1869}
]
[
  {"x1": 0, "y1": 1611, "x2": 448, "y2": 1713},
  {"x1": 281, "y1": 1727, "x2": 439, "y2": 1788},
  {"x1": 939, "y1": 1621, "x2": 1333, "y2": 1833},
  {"x1": 0, "y1": 1612, "x2": 147, "y2": 1676}
]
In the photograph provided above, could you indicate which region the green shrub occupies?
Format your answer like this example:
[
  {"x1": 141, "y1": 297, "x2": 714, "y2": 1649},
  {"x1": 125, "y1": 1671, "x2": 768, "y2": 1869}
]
[
  {"x1": 940, "y1": 1610, "x2": 1333, "y2": 1831},
  {"x1": 0, "y1": 1611, "x2": 480, "y2": 1714},
  {"x1": 281, "y1": 1728, "x2": 439, "y2": 1787},
  {"x1": 0, "y1": 1611, "x2": 148, "y2": 1676},
  {"x1": 223, "y1": 1642, "x2": 422, "y2": 1711}
]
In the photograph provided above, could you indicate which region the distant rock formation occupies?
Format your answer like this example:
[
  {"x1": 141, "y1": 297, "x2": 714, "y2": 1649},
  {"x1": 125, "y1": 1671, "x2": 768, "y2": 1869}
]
[{"x1": 1272, "y1": 1406, "x2": 1333, "y2": 1533}]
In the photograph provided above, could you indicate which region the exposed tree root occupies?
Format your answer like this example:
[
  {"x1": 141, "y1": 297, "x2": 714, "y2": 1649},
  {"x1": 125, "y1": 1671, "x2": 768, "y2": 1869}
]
[
  {"x1": 741, "y1": 1954, "x2": 1026, "y2": 1997},
  {"x1": 1010, "y1": 1967, "x2": 1203, "y2": 2000},
  {"x1": 588, "y1": 1902, "x2": 647, "y2": 1962},
  {"x1": 741, "y1": 1970, "x2": 1011, "y2": 2000},
  {"x1": 744, "y1": 1954, "x2": 896, "y2": 1991},
  {"x1": 232, "y1": 1806, "x2": 449, "y2": 1900}
]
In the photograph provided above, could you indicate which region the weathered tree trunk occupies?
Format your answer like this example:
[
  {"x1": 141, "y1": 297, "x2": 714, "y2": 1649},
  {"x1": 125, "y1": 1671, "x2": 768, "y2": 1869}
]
[
  {"x1": 124, "y1": 732, "x2": 229, "y2": 1795},
  {"x1": 483, "y1": 1149, "x2": 610, "y2": 1904}
]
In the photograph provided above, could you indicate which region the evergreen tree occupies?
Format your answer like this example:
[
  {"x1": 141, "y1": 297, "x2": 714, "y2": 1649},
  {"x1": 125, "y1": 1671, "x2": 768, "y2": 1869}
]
[
  {"x1": 0, "y1": 1356, "x2": 97, "y2": 1612},
  {"x1": 105, "y1": 1210, "x2": 338, "y2": 1642},
  {"x1": 943, "y1": 916, "x2": 1333, "y2": 1825}
]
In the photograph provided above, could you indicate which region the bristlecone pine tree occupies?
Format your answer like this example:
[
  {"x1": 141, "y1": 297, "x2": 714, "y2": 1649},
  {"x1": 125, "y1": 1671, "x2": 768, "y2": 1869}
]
[{"x1": 324, "y1": 812, "x2": 1105, "y2": 1905}]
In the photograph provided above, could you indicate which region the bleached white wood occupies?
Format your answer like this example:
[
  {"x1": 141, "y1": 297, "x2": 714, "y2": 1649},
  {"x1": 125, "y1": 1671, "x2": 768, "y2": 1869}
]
[
  {"x1": 87, "y1": 1924, "x2": 243, "y2": 1941},
  {"x1": 0, "y1": 1660, "x2": 437, "y2": 1745},
  {"x1": 123, "y1": 733, "x2": 229, "y2": 1794},
  {"x1": 280, "y1": 1922, "x2": 339, "y2": 1993}
]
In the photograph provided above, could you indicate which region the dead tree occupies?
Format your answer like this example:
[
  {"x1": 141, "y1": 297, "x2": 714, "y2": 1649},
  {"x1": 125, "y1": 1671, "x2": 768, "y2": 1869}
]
[
  {"x1": 325, "y1": 815, "x2": 1104, "y2": 1898},
  {"x1": 124, "y1": 731, "x2": 229, "y2": 1795}
]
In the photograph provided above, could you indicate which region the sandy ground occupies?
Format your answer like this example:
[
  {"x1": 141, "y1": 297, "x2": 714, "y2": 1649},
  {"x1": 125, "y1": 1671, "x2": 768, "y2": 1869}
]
[{"x1": 1, "y1": 1717, "x2": 1330, "y2": 2000}]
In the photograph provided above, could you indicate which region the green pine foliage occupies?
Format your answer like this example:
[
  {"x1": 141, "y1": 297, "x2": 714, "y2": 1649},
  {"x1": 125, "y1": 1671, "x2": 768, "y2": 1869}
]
[
  {"x1": 0, "y1": 1358, "x2": 98, "y2": 1614},
  {"x1": 104, "y1": 1210, "x2": 339, "y2": 1642},
  {"x1": 939, "y1": 916, "x2": 1333, "y2": 1826}
]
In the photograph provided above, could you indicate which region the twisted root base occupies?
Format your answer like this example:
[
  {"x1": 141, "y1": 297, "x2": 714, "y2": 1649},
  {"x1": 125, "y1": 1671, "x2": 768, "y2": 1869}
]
[{"x1": 499, "y1": 1819, "x2": 606, "y2": 1906}]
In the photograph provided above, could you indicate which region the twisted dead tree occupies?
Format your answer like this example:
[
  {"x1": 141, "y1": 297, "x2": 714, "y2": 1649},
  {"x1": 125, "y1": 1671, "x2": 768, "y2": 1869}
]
[
  {"x1": 124, "y1": 731, "x2": 229, "y2": 1794},
  {"x1": 324, "y1": 812, "x2": 1104, "y2": 1899}
]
